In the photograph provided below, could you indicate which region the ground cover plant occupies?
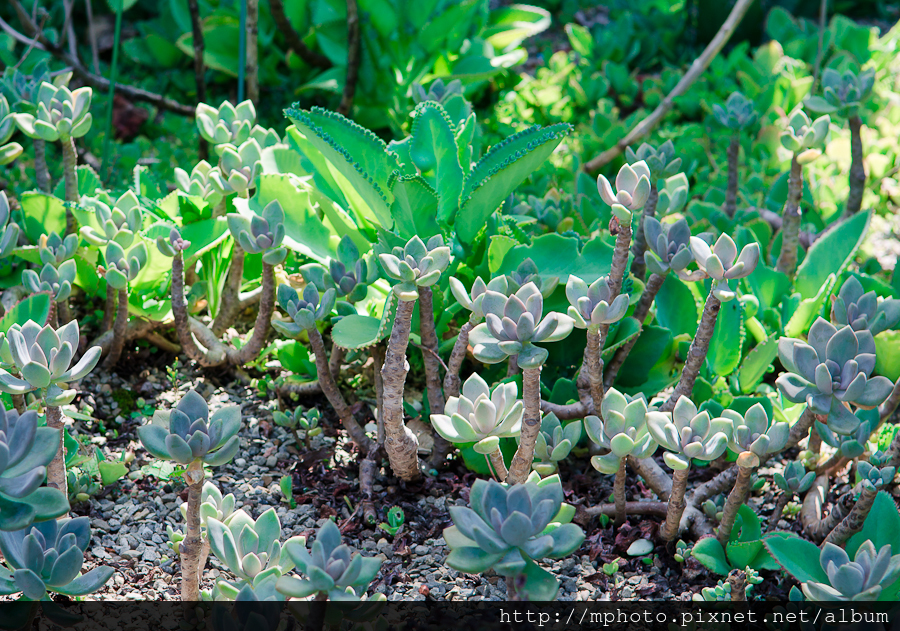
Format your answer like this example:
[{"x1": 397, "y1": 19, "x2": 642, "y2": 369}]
[{"x1": 1, "y1": 0, "x2": 900, "y2": 607}]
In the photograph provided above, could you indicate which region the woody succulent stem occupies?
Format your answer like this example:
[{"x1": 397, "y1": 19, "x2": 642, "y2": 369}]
[
  {"x1": 444, "y1": 317, "x2": 476, "y2": 399},
  {"x1": 171, "y1": 251, "x2": 217, "y2": 366},
  {"x1": 776, "y1": 156, "x2": 803, "y2": 277},
  {"x1": 45, "y1": 404, "x2": 68, "y2": 501},
  {"x1": 786, "y1": 407, "x2": 818, "y2": 450},
  {"x1": 613, "y1": 456, "x2": 627, "y2": 527},
  {"x1": 490, "y1": 448, "x2": 508, "y2": 482},
  {"x1": 61, "y1": 136, "x2": 78, "y2": 234},
  {"x1": 103, "y1": 288, "x2": 129, "y2": 368},
  {"x1": 585, "y1": 326, "x2": 605, "y2": 413},
  {"x1": 845, "y1": 115, "x2": 865, "y2": 218},
  {"x1": 419, "y1": 287, "x2": 451, "y2": 468},
  {"x1": 725, "y1": 134, "x2": 739, "y2": 218},
  {"x1": 660, "y1": 467, "x2": 690, "y2": 541},
  {"x1": 608, "y1": 216, "x2": 632, "y2": 299},
  {"x1": 716, "y1": 464, "x2": 753, "y2": 545},
  {"x1": 604, "y1": 272, "x2": 665, "y2": 388},
  {"x1": 101, "y1": 284, "x2": 115, "y2": 333},
  {"x1": 211, "y1": 243, "x2": 245, "y2": 336},
  {"x1": 661, "y1": 288, "x2": 722, "y2": 412},
  {"x1": 33, "y1": 138, "x2": 50, "y2": 193},
  {"x1": 629, "y1": 183, "x2": 658, "y2": 280},
  {"x1": 767, "y1": 493, "x2": 791, "y2": 531},
  {"x1": 381, "y1": 300, "x2": 422, "y2": 481},
  {"x1": 180, "y1": 465, "x2": 204, "y2": 601},
  {"x1": 507, "y1": 366, "x2": 542, "y2": 485},
  {"x1": 824, "y1": 484, "x2": 877, "y2": 547}
]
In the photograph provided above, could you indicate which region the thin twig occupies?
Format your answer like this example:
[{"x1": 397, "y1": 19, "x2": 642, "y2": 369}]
[
  {"x1": 338, "y1": 0, "x2": 360, "y2": 116},
  {"x1": 269, "y1": 0, "x2": 331, "y2": 69}
]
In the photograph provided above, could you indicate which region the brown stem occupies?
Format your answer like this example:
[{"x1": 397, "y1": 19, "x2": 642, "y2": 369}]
[
  {"x1": 776, "y1": 155, "x2": 803, "y2": 277},
  {"x1": 268, "y1": 0, "x2": 331, "y2": 69},
  {"x1": 844, "y1": 115, "x2": 865, "y2": 218},
  {"x1": 186, "y1": 0, "x2": 208, "y2": 160},
  {"x1": 418, "y1": 287, "x2": 451, "y2": 468},
  {"x1": 32, "y1": 138, "x2": 50, "y2": 193},
  {"x1": 11, "y1": 394, "x2": 25, "y2": 414},
  {"x1": 328, "y1": 343, "x2": 345, "y2": 380},
  {"x1": 613, "y1": 456, "x2": 627, "y2": 527},
  {"x1": 45, "y1": 405, "x2": 67, "y2": 501},
  {"x1": 490, "y1": 448, "x2": 508, "y2": 483},
  {"x1": 579, "y1": 501, "x2": 668, "y2": 519},
  {"x1": 47, "y1": 299, "x2": 58, "y2": 329},
  {"x1": 337, "y1": 0, "x2": 360, "y2": 117},
  {"x1": 660, "y1": 467, "x2": 690, "y2": 541},
  {"x1": 660, "y1": 288, "x2": 721, "y2": 412},
  {"x1": 228, "y1": 262, "x2": 276, "y2": 365},
  {"x1": 505, "y1": 576, "x2": 520, "y2": 601},
  {"x1": 507, "y1": 367, "x2": 542, "y2": 485},
  {"x1": 607, "y1": 216, "x2": 632, "y2": 299},
  {"x1": 180, "y1": 472, "x2": 203, "y2": 601},
  {"x1": 716, "y1": 465, "x2": 753, "y2": 545},
  {"x1": 786, "y1": 407, "x2": 818, "y2": 450},
  {"x1": 380, "y1": 299, "x2": 421, "y2": 481},
  {"x1": 372, "y1": 344, "x2": 385, "y2": 445},
  {"x1": 245, "y1": 0, "x2": 259, "y2": 104},
  {"x1": 879, "y1": 377, "x2": 900, "y2": 426},
  {"x1": 539, "y1": 399, "x2": 588, "y2": 420},
  {"x1": 198, "y1": 538, "x2": 210, "y2": 581},
  {"x1": 824, "y1": 485, "x2": 877, "y2": 547},
  {"x1": 585, "y1": 327, "x2": 604, "y2": 416},
  {"x1": 801, "y1": 475, "x2": 855, "y2": 542},
  {"x1": 103, "y1": 288, "x2": 128, "y2": 368},
  {"x1": 767, "y1": 492, "x2": 791, "y2": 531},
  {"x1": 815, "y1": 453, "x2": 848, "y2": 477},
  {"x1": 604, "y1": 272, "x2": 665, "y2": 388},
  {"x1": 629, "y1": 183, "x2": 658, "y2": 280},
  {"x1": 443, "y1": 317, "x2": 475, "y2": 399},
  {"x1": 506, "y1": 355, "x2": 520, "y2": 377},
  {"x1": 727, "y1": 569, "x2": 747, "y2": 601},
  {"x1": 170, "y1": 252, "x2": 220, "y2": 367},
  {"x1": 691, "y1": 465, "x2": 738, "y2": 507},
  {"x1": 725, "y1": 134, "x2": 739, "y2": 218},
  {"x1": 211, "y1": 243, "x2": 245, "y2": 336},
  {"x1": 60, "y1": 136, "x2": 77, "y2": 234},
  {"x1": 359, "y1": 447, "x2": 380, "y2": 524},
  {"x1": 101, "y1": 283, "x2": 115, "y2": 333}
]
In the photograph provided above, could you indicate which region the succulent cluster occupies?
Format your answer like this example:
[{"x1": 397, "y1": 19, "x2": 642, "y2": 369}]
[
  {"x1": 815, "y1": 416, "x2": 875, "y2": 459},
  {"x1": 806, "y1": 68, "x2": 875, "y2": 117},
  {"x1": 449, "y1": 276, "x2": 510, "y2": 321},
  {"x1": 656, "y1": 173, "x2": 690, "y2": 216},
  {"x1": 81, "y1": 191, "x2": 144, "y2": 248},
  {"x1": 856, "y1": 451, "x2": 896, "y2": 491},
  {"x1": 11, "y1": 82, "x2": 92, "y2": 142},
  {"x1": 533, "y1": 414, "x2": 581, "y2": 476},
  {"x1": 689, "y1": 233, "x2": 760, "y2": 298},
  {"x1": 597, "y1": 160, "x2": 651, "y2": 220},
  {"x1": 506, "y1": 258, "x2": 558, "y2": 297},
  {"x1": 773, "y1": 461, "x2": 815, "y2": 495},
  {"x1": 22, "y1": 259, "x2": 76, "y2": 303},
  {"x1": 137, "y1": 389, "x2": 241, "y2": 467},
  {"x1": 103, "y1": 240, "x2": 149, "y2": 291},
  {"x1": 0, "y1": 192, "x2": 20, "y2": 259},
  {"x1": 585, "y1": 389, "x2": 657, "y2": 473},
  {"x1": 377, "y1": 235, "x2": 451, "y2": 301},
  {"x1": 273, "y1": 406, "x2": 322, "y2": 440},
  {"x1": 227, "y1": 200, "x2": 287, "y2": 264},
  {"x1": 301, "y1": 236, "x2": 375, "y2": 303},
  {"x1": 565, "y1": 274, "x2": 629, "y2": 329},
  {"x1": 801, "y1": 541, "x2": 900, "y2": 601},
  {"x1": 210, "y1": 139, "x2": 263, "y2": 197},
  {"x1": 720, "y1": 404, "x2": 788, "y2": 467},
  {"x1": 156, "y1": 228, "x2": 192, "y2": 258},
  {"x1": 0, "y1": 95, "x2": 22, "y2": 165},
  {"x1": 0, "y1": 517, "x2": 113, "y2": 599},
  {"x1": 780, "y1": 110, "x2": 830, "y2": 164},
  {"x1": 174, "y1": 160, "x2": 223, "y2": 204},
  {"x1": 831, "y1": 276, "x2": 900, "y2": 336},
  {"x1": 273, "y1": 284, "x2": 336, "y2": 335},
  {"x1": 777, "y1": 318, "x2": 894, "y2": 433},
  {"x1": 37, "y1": 232, "x2": 78, "y2": 267},
  {"x1": 430, "y1": 373, "x2": 522, "y2": 454},
  {"x1": 196, "y1": 100, "x2": 258, "y2": 148},
  {"x1": 642, "y1": 217, "x2": 695, "y2": 278},
  {"x1": 624, "y1": 141, "x2": 682, "y2": 181},
  {"x1": 646, "y1": 397, "x2": 730, "y2": 470},
  {"x1": 712, "y1": 92, "x2": 759, "y2": 131},
  {"x1": 513, "y1": 190, "x2": 575, "y2": 233}
]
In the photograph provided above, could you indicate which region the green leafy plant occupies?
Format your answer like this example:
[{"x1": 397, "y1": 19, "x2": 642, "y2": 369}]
[
  {"x1": 533, "y1": 413, "x2": 581, "y2": 477},
  {"x1": 378, "y1": 506, "x2": 405, "y2": 538}
]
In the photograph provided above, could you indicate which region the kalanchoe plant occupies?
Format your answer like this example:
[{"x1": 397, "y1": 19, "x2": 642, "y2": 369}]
[
  {"x1": 210, "y1": 139, "x2": 263, "y2": 198},
  {"x1": 646, "y1": 396, "x2": 730, "y2": 540},
  {"x1": 444, "y1": 474, "x2": 584, "y2": 601},
  {"x1": 815, "y1": 416, "x2": 876, "y2": 460},
  {"x1": 514, "y1": 191, "x2": 572, "y2": 234},
  {"x1": 585, "y1": 389, "x2": 657, "y2": 526},
  {"x1": 533, "y1": 414, "x2": 581, "y2": 477},
  {"x1": 776, "y1": 318, "x2": 894, "y2": 434},
  {"x1": 0, "y1": 95, "x2": 22, "y2": 166},
  {"x1": 137, "y1": 389, "x2": 241, "y2": 600},
  {"x1": 276, "y1": 519, "x2": 382, "y2": 601},
  {"x1": 801, "y1": 541, "x2": 900, "y2": 601},
  {"x1": 856, "y1": 452, "x2": 895, "y2": 492},
  {"x1": 597, "y1": 160, "x2": 651, "y2": 222},
  {"x1": 431, "y1": 373, "x2": 523, "y2": 481},
  {"x1": 378, "y1": 235, "x2": 450, "y2": 302},
  {"x1": 273, "y1": 285, "x2": 337, "y2": 336},
  {"x1": 0, "y1": 192, "x2": 21, "y2": 260},
  {"x1": 713, "y1": 92, "x2": 758, "y2": 218},
  {"x1": 831, "y1": 276, "x2": 900, "y2": 336},
  {"x1": 37, "y1": 232, "x2": 78, "y2": 267},
  {"x1": 0, "y1": 517, "x2": 113, "y2": 600},
  {"x1": 0, "y1": 403, "x2": 68, "y2": 531},
  {"x1": 21, "y1": 260, "x2": 76, "y2": 311},
  {"x1": 301, "y1": 236, "x2": 375, "y2": 305},
  {"x1": 196, "y1": 100, "x2": 257, "y2": 148},
  {"x1": 273, "y1": 406, "x2": 322, "y2": 449},
  {"x1": 174, "y1": 160, "x2": 224, "y2": 206},
  {"x1": 227, "y1": 200, "x2": 287, "y2": 264}
]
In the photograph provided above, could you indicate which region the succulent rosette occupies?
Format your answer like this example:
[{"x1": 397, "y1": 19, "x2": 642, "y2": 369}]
[{"x1": 430, "y1": 373, "x2": 522, "y2": 454}]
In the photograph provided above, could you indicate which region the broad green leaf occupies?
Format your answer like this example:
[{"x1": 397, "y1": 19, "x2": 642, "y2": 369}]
[
  {"x1": 497, "y1": 232, "x2": 614, "y2": 284},
  {"x1": 875, "y1": 331, "x2": 900, "y2": 382},
  {"x1": 331, "y1": 293, "x2": 395, "y2": 350},
  {"x1": 795, "y1": 210, "x2": 869, "y2": 301},
  {"x1": 98, "y1": 461, "x2": 128, "y2": 486},
  {"x1": 691, "y1": 537, "x2": 731, "y2": 575},
  {"x1": 408, "y1": 102, "x2": 464, "y2": 223},
  {"x1": 784, "y1": 274, "x2": 836, "y2": 338},
  {"x1": 614, "y1": 324, "x2": 672, "y2": 388},
  {"x1": 18, "y1": 193, "x2": 67, "y2": 244},
  {"x1": 745, "y1": 264, "x2": 791, "y2": 313},
  {"x1": 389, "y1": 176, "x2": 441, "y2": 240},
  {"x1": 707, "y1": 299, "x2": 744, "y2": 377},
  {"x1": 487, "y1": 235, "x2": 519, "y2": 274},
  {"x1": 51, "y1": 165, "x2": 101, "y2": 201},
  {"x1": 655, "y1": 274, "x2": 698, "y2": 337},
  {"x1": 846, "y1": 491, "x2": 900, "y2": 558},
  {"x1": 763, "y1": 533, "x2": 829, "y2": 584},
  {"x1": 738, "y1": 334, "x2": 778, "y2": 393},
  {"x1": 0, "y1": 293, "x2": 50, "y2": 332}
]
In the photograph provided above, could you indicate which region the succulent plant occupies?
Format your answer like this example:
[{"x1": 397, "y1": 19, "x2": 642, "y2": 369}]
[
  {"x1": 806, "y1": 68, "x2": 875, "y2": 117},
  {"x1": 694, "y1": 579, "x2": 736, "y2": 602},
  {"x1": 227, "y1": 200, "x2": 287, "y2": 264},
  {"x1": 377, "y1": 235, "x2": 451, "y2": 301},
  {"x1": 513, "y1": 190, "x2": 576, "y2": 233},
  {"x1": 11, "y1": 83, "x2": 92, "y2": 142},
  {"x1": 774, "y1": 461, "x2": 816, "y2": 495},
  {"x1": 443, "y1": 474, "x2": 584, "y2": 600},
  {"x1": 196, "y1": 100, "x2": 257, "y2": 147},
  {"x1": 300, "y1": 236, "x2": 376, "y2": 303},
  {"x1": 565, "y1": 274, "x2": 629, "y2": 330},
  {"x1": 831, "y1": 276, "x2": 900, "y2": 337},
  {"x1": 642, "y1": 217, "x2": 697, "y2": 278},
  {"x1": 712, "y1": 92, "x2": 759, "y2": 131},
  {"x1": 656, "y1": 173, "x2": 690, "y2": 216},
  {"x1": 0, "y1": 95, "x2": 22, "y2": 165},
  {"x1": 533, "y1": 414, "x2": 581, "y2": 476},
  {"x1": 210, "y1": 139, "x2": 263, "y2": 197},
  {"x1": 449, "y1": 276, "x2": 510, "y2": 321},
  {"x1": 155, "y1": 227, "x2": 192, "y2": 258},
  {"x1": 37, "y1": 232, "x2": 78, "y2": 267},
  {"x1": 801, "y1": 541, "x2": 900, "y2": 601},
  {"x1": 597, "y1": 160, "x2": 651, "y2": 221},
  {"x1": 646, "y1": 396, "x2": 731, "y2": 471},
  {"x1": 505, "y1": 258, "x2": 558, "y2": 297},
  {"x1": 0, "y1": 192, "x2": 21, "y2": 260},
  {"x1": 22, "y1": 261, "x2": 76, "y2": 303},
  {"x1": 168, "y1": 481, "x2": 237, "y2": 554},
  {"x1": 777, "y1": 318, "x2": 894, "y2": 434},
  {"x1": 856, "y1": 451, "x2": 896, "y2": 491},
  {"x1": 585, "y1": 389, "x2": 657, "y2": 473},
  {"x1": 0, "y1": 320, "x2": 101, "y2": 406},
  {"x1": 276, "y1": 519, "x2": 382, "y2": 600},
  {"x1": 689, "y1": 233, "x2": 760, "y2": 299},
  {"x1": 272, "y1": 284, "x2": 337, "y2": 336},
  {"x1": 780, "y1": 109, "x2": 830, "y2": 164},
  {"x1": 625, "y1": 141, "x2": 682, "y2": 180},
  {"x1": 430, "y1": 373, "x2": 522, "y2": 454},
  {"x1": 0, "y1": 517, "x2": 113, "y2": 599},
  {"x1": 815, "y1": 416, "x2": 875, "y2": 460},
  {"x1": 273, "y1": 406, "x2": 321, "y2": 438},
  {"x1": 137, "y1": 389, "x2": 241, "y2": 467},
  {"x1": 470, "y1": 282, "x2": 573, "y2": 369},
  {"x1": 174, "y1": 160, "x2": 224, "y2": 204},
  {"x1": 719, "y1": 404, "x2": 789, "y2": 467},
  {"x1": 412, "y1": 78, "x2": 464, "y2": 105},
  {"x1": 0, "y1": 404, "x2": 67, "y2": 531},
  {"x1": 103, "y1": 240, "x2": 149, "y2": 291},
  {"x1": 80, "y1": 191, "x2": 144, "y2": 248}
]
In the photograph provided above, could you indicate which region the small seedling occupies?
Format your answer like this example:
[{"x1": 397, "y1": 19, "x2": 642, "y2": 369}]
[{"x1": 378, "y1": 506, "x2": 405, "y2": 537}]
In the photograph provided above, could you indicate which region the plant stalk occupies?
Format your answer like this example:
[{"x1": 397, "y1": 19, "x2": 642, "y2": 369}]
[
  {"x1": 380, "y1": 299, "x2": 421, "y2": 481},
  {"x1": 660, "y1": 467, "x2": 690, "y2": 541},
  {"x1": 767, "y1": 492, "x2": 791, "y2": 531},
  {"x1": 444, "y1": 316, "x2": 476, "y2": 399},
  {"x1": 604, "y1": 272, "x2": 665, "y2": 387},
  {"x1": 823, "y1": 485, "x2": 877, "y2": 547},
  {"x1": 584, "y1": 326, "x2": 605, "y2": 414},
  {"x1": 211, "y1": 243, "x2": 245, "y2": 336},
  {"x1": 629, "y1": 183, "x2": 658, "y2": 280},
  {"x1": 418, "y1": 287, "x2": 451, "y2": 468},
  {"x1": 32, "y1": 138, "x2": 50, "y2": 193},
  {"x1": 716, "y1": 464, "x2": 753, "y2": 545},
  {"x1": 180, "y1": 469, "x2": 203, "y2": 601},
  {"x1": 613, "y1": 456, "x2": 627, "y2": 527},
  {"x1": 103, "y1": 288, "x2": 128, "y2": 368},
  {"x1": 101, "y1": 283, "x2": 115, "y2": 333},
  {"x1": 776, "y1": 155, "x2": 803, "y2": 277},
  {"x1": 607, "y1": 216, "x2": 632, "y2": 299},
  {"x1": 725, "y1": 133, "x2": 739, "y2": 218},
  {"x1": 60, "y1": 136, "x2": 78, "y2": 234},
  {"x1": 45, "y1": 405, "x2": 67, "y2": 501},
  {"x1": 507, "y1": 366, "x2": 542, "y2": 485},
  {"x1": 844, "y1": 115, "x2": 865, "y2": 218},
  {"x1": 489, "y1": 448, "x2": 508, "y2": 482}
]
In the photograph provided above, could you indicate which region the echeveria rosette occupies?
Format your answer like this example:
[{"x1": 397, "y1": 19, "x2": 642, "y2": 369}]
[
  {"x1": 209, "y1": 139, "x2": 263, "y2": 197},
  {"x1": 801, "y1": 541, "x2": 900, "y2": 601},
  {"x1": 533, "y1": 414, "x2": 581, "y2": 476},
  {"x1": 168, "y1": 481, "x2": 237, "y2": 554},
  {"x1": 855, "y1": 451, "x2": 896, "y2": 492},
  {"x1": 780, "y1": 109, "x2": 830, "y2": 165},
  {"x1": 832, "y1": 275, "x2": 900, "y2": 337},
  {"x1": 719, "y1": 403, "x2": 789, "y2": 468},
  {"x1": 643, "y1": 217, "x2": 695, "y2": 278},
  {"x1": 624, "y1": 141, "x2": 682, "y2": 181},
  {"x1": 103, "y1": 240, "x2": 149, "y2": 291},
  {"x1": 774, "y1": 461, "x2": 815, "y2": 495},
  {"x1": 378, "y1": 235, "x2": 451, "y2": 301},
  {"x1": 430, "y1": 373, "x2": 522, "y2": 455},
  {"x1": 506, "y1": 258, "x2": 558, "y2": 298},
  {"x1": 815, "y1": 416, "x2": 876, "y2": 460},
  {"x1": 0, "y1": 517, "x2": 113, "y2": 600},
  {"x1": 196, "y1": 100, "x2": 256, "y2": 148},
  {"x1": 22, "y1": 260, "x2": 76, "y2": 303},
  {"x1": 227, "y1": 200, "x2": 287, "y2": 265},
  {"x1": 689, "y1": 233, "x2": 760, "y2": 301},
  {"x1": 805, "y1": 68, "x2": 875, "y2": 118},
  {"x1": 443, "y1": 474, "x2": 584, "y2": 601},
  {"x1": 276, "y1": 519, "x2": 382, "y2": 600},
  {"x1": 37, "y1": 232, "x2": 78, "y2": 267},
  {"x1": 80, "y1": 190, "x2": 144, "y2": 248},
  {"x1": 11, "y1": 82, "x2": 92, "y2": 142},
  {"x1": 776, "y1": 318, "x2": 894, "y2": 434},
  {"x1": 174, "y1": 160, "x2": 223, "y2": 205},
  {"x1": 0, "y1": 192, "x2": 21, "y2": 260},
  {"x1": 597, "y1": 160, "x2": 652, "y2": 222},
  {"x1": 470, "y1": 282, "x2": 574, "y2": 370},
  {"x1": 565, "y1": 275, "x2": 629, "y2": 330},
  {"x1": 272, "y1": 284, "x2": 336, "y2": 336},
  {"x1": 301, "y1": 236, "x2": 376, "y2": 304},
  {"x1": 584, "y1": 388, "x2": 657, "y2": 473},
  {"x1": 155, "y1": 228, "x2": 192, "y2": 258},
  {"x1": 449, "y1": 276, "x2": 510, "y2": 321},
  {"x1": 137, "y1": 389, "x2": 241, "y2": 467},
  {"x1": 646, "y1": 396, "x2": 730, "y2": 471},
  {"x1": 712, "y1": 92, "x2": 759, "y2": 131},
  {"x1": 0, "y1": 320, "x2": 101, "y2": 406}
]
